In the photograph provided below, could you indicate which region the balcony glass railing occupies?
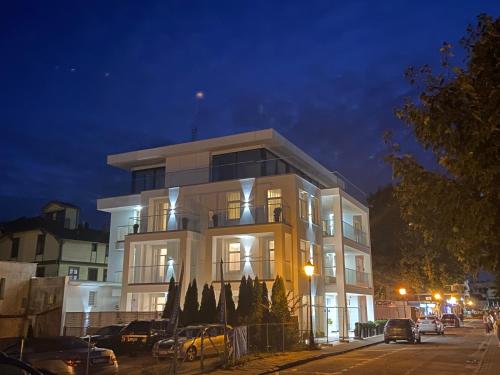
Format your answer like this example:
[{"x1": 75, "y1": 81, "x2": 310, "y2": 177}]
[
  {"x1": 324, "y1": 266, "x2": 337, "y2": 284},
  {"x1": 345, "y1": 268, "x2": 371, "y2": 288},
  {"x1": 119, "y1": 210, "x2": 200, "y2": 235},
  {"x1": 213, "y1": 260, "x2": 276, "y2": 281},
  {"x1": 128, "y1": 264, "x2": 179, "y2": 284},
  {"x1": 322, "y1": 219, "x2": 335, "y2": 237},
  {"x1": 342, "y1": 221, "x2": 368, "y2": 246},
  {"x1": 208, "y1": 204, "x2": 289, "y2": 228}
]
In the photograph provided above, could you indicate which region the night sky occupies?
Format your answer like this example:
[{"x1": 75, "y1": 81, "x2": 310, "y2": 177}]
[{"x1": 1, "y1": 1, "x2": 498, "y2": 227}]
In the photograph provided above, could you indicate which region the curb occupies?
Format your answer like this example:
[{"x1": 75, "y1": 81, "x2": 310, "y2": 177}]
[{"x1": 258, "y1": 338, "x2": 384, "y2": 375}]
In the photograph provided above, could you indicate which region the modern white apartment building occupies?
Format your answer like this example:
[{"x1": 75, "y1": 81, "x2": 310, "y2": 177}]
[{"x1": 97, "y1": 129, "x2": 374, "y2": 338}]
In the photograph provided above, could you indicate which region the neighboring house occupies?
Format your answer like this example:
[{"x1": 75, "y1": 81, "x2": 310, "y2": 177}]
[
  {"x1": 467, "y1": 273, "x2": 499, "y2": 309},
  {"x1": 0, "y1": 201, "x2": 120, "y2": 312},
  {"x1": 0, "y1": 261, "x2": 36, "y2": 337},
  {"x1": 98, "y1": 129, "x2": 374, "y2": 338}
]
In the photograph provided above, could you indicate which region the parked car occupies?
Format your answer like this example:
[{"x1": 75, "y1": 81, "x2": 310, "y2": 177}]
[
  {"x1": 82, "y1": 325, "x2": 126, "y2": 352},
  {"x1": 0, "y1": 352, "x2": 48, "y2": 375},
  {"x1": 384, "y1": 318, "x2": 421, "y2": 344},
  {"x1": 152, "y1": 324, "x2": 232, "y2": 361},
  {"x1": 417, "y1": 315, "x2": 444, "y2": 335},
  {"x1": 120, "y1": 320, "x2": 170, "y2": 352},
  {"x1": 441, "y1": 313, "x2": 461, "y2": 328},
  {"x1": 2, "y1": 336, "x2": 118, "y2": 375}
]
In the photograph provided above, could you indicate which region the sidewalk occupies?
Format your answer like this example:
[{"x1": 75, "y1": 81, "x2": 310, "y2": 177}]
[
  {"x1": 219, "y1": 335, "x2": 384, "y2": 374},
  {"x1": 477, "y1": 333, "x2": 500, "y2": 375}
]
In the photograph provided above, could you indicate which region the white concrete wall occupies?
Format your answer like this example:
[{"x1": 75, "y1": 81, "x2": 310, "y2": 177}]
[
  {"x1": 0, "y1": 261, "x2": 36, "y2": 315},
  {"x1": 65, "y1": 283, "x2": 120, "y2": 312}
]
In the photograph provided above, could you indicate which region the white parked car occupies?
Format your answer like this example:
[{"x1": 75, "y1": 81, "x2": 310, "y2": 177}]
[{"x1": 417, "y1": 315, "x2": 444, "y2": 335}]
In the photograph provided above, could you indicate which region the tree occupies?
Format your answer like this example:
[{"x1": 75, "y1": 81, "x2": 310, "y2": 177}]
[
  {"x1": 182, "y1": 279, "x2": 199, "y2": 325},
  {"x1": 162, "y1": 276, "x2": 177, "y2": 319},
  {"x1": 236, "y1": 276, "x2": 250, "y2": 323},
  {"x1": 270, "y1": 275, "x2": 290, "y2": 322},
  {"x1": 386, "y1": 14, "x2": 500, "y2": 276},
  {"x1": 216, "y1": 283, "x2": 237, "y2": 325},
  {"x1": 250, "y1": 277, "x2": 264, "y2": 324},
  {"x1": 261, "y1": 281, "x2": 270, "y2": 323},
  {"x1": 199, "y1": 283, "x2": 217, "y2": 323}
]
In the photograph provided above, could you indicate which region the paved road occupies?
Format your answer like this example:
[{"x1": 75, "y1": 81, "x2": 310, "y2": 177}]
[{"x1": 278, "y1": 321, "x2": 498, "y2": 375}]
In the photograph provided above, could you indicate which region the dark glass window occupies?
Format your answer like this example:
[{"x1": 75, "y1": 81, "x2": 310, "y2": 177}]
[
  {"x1": 88, "y1": 268, "x2": 98, "y2": 281},
  {"x1": 131, "y1": 167, "x2": 165, "y2": 193},
  {"x1": 36, "y1": 266, "x2": 45, "y2": 277},
  {"x1": 11, "y1": 238, "x2": 20, "y2": 258},
  {"x1": 103, "y1": 269, "x2": 108, "y2": 282},
  {"x1": 36, "y1": 234, "x2": 46, "y2": 255}
]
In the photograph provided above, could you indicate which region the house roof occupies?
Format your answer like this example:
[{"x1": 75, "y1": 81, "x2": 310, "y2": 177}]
[
  {"x1": 0, "y1": 217, "x2": 109, "y2": 243},
  {"x1": 42, "y1": 201, "x2": 80, "y2": 211}
]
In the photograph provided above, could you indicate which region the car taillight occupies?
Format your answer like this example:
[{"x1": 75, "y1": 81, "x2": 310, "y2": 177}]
[
  {"x1": 64, "y1": 359, "x2": 82, "y2": 367},
  {"x1": 432, "y1": 319, "x2": 436, "y2": 323}
]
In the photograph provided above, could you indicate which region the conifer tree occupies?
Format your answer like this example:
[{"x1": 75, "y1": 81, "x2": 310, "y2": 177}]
[
  {"x1": 200, "y1": 283, "x2": 217, "y2": 323},
  {"x1": 236, "y1": 276, "x2": 249, "y2": 322},
  {"x1": 182, "y1": 279, "x2": 199, "y2": 325},
  {"x1": 217, "y1": 283, "x2": 237, "y2": 325},
  {"x1": 162, "y1": 276, "x2": 177, "y2": 319},
  {"x1": 270, "y1": 275, "x2": 290, "y2": 323}
]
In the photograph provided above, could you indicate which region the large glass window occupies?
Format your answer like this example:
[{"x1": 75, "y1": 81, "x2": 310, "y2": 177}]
[
  {"x1": 228, "y1": 242, "x2": 241, "y2": 271},
  {"x1": 311, "y1": 196, "x2": 320, "y2": 224},
  {"x1": 36, "y1": 234, "x2": 45, "y2": 255},
  {"x1": 267, "y1": 189, "x2": 282, "y2": 222},
  {"x1": 226, "y1": 191, "x2": 241, "y2": 220},
  {"x1": 152, "y1": 198, "x2": 169, "y2": 231},
  {"x1": 131, "y1": 167, "x2": 165, "y2": 193},
  {"x1": 299, "y1": 190, "x2": 308, "y2": 220}
]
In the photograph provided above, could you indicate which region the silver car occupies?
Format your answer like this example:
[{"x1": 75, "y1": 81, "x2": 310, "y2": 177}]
[
  {"x1": 417, "y1": 315, "x2": 445, "y2": 335},
  {"x1": 4, "y1": 336, "x2": 118, "y2": 375}
]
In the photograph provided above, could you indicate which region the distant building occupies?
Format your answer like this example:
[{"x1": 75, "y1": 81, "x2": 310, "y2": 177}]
[
  {"x1": 98, "y1": 129, "x2": 374, "y2": 339},
  {"x1": 0, "y1": 201, "x2": 120, "y2": 313},
  {"x1": 467, "y1": 273, "x2": 499, "y2": 309}
]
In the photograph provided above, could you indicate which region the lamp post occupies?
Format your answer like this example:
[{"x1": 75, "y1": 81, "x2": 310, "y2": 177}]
[
  {"x1": 399, "y1": 288, "x2": 407, "y2": 318},
  {"x1": 304, "y1": 261, "x2": 315, "y2": 349},
  {"x1": 434, "y1": 293, "x2": 442, "y2": 315}
]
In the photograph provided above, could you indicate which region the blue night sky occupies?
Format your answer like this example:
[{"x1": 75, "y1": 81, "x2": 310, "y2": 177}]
[{"x1": 1, "y1": 1, "x2": 498, "y2": 227}]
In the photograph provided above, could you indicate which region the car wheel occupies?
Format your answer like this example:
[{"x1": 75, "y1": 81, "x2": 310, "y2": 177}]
[{"x1": 186, "y1": 346, "x2": 197, "y2": 362}]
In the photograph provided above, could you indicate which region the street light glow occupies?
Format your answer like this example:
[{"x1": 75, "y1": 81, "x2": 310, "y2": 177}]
[
  {"x1": 434, "y1": 293, "x2": 442, "y2": 300},
  {"x1": 304, "y1": 260, "x2": 315, "y2": 277},
  {"x1": 399, "y1": 288, "x2": 407, "y2": 296}
]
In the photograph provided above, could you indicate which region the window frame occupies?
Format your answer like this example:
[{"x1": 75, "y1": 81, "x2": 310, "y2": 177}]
[
  {"x1": 35, "y1": 234, "x2": 46, "y2": 255},
  {"x1": 88, "y1": 291, "x2": 97, "y2": 306},
  {"x1": 87, "y1": 268, "x2": 99, "y2": 281},
  {"x1": 226, "y1": 191, "x2": 242, "y2": 220},
  {"x1": 298, "y1": 190, "x2": 308, "y2": 220},
  {"x1": 228, "y1": 242, "x2": 241, "y2": 271},
  {"x1": 68, "y1": 267, "x2": 80, "y2": 280},
  {"x1": 10, "y1": 238, "x2": 20, "y2": 258}
]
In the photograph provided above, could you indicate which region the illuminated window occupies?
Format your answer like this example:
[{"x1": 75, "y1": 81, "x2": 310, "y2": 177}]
[
  {"x1": 88, "y1": 291, "x2": 97, "y2": 306},
  {"x1": 311, "y1": 196, "x2": 320, "y2": 224},
  {"x1": 299, "y1": 190, "x2": 308, "y2": 220},
  {"x1": 267, "y1": 189, "x2": 282, "y2": 222},
  {"x1": 228, "y1": 242, "x2": 241, "y2": 271},
  {"x1": 68, "y1": 267, "x2": 79, "y2": 280},
  {"x1": 227, "y1": 191, "x2": 241, "y2": 220},
  {"x1": 153, "y1": 198, "x2": 169, "y2": 231}
]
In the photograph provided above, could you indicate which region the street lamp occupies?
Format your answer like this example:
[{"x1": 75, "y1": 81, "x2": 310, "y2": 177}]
[
  {"x1": 398, "y1": 288, "x2": 407, "y2": 296},
  {"x1": 304, "y1": 261, "x2": 315, "y2": 349},
  {"x1": 434, "y1": 293, "x2": 442, "y2": 301},
  {"x1": 399, "y1": 288, "x2": 407, "y2": 318}
]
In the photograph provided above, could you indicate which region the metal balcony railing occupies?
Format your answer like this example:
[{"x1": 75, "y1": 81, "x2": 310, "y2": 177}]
[
  {"x1": 213, "y1": 260, "x2": 276, "y2": 281},
  {"x1": 342, "y1": 221, "x2": 368, "y2": 246},
  {"x1": 119, "y1": 210, "x2": 200, "y2": 235},
  {"x1": 128, "y1": 264, "x2": 179, "y2": 284},
  {"x1": 345, "y1": 268, "x2": 371, "y2": 288},
  {"x1": 208, "y1": 204, "x2": 289, "y2": 228}
]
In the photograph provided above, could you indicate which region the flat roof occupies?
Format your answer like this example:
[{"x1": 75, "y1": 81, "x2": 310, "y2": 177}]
[{"x1": 107, "y1": 129, "x2": 343, "y2": 188}]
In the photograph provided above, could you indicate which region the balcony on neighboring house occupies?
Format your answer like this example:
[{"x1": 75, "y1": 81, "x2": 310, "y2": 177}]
[
  {"x1": 208, "y1": 204, "x2": 289, "y2": 228},
  {"x1": 119, "y1": 210, "x2": 200, "y2": 236},
  {"x1": 128, "y1": 264, "x2": 179, "y2": 285},
  {"x1": 345, "y1": 268, "x2": 372, "y2": 288},
  {"x1": 342, "y1": 221, "x2": 368, "y2": 246},
  {"x1": 212, "y1": 259, "x2": 291, "y2": 282},
  {"x1": 322, "y1": 219, "x2": 335, "y2": 237}
]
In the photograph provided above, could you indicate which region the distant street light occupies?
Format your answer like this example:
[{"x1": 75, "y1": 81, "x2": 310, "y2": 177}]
[
  {"x1": 467, "y1": 300, "x2": 474, "y2": 306},
  {"x1": 434, "y1": 293, "x2": 442, "y2": 301},
  {"x1": 398, "y1": 288, "x2": 407, "y2": 296},
  {"x1": 398, "y1": 288, "x2": 407, "y2": 318},
  {"x1": 304, "y1": 261, "x2": 315, "y2": 349}
]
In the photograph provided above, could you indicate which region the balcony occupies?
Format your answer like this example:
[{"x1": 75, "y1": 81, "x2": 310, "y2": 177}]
[
  {"x1": 323, "y1": 266, "x2": 337, "y2": 284},
  {"x1": 322, "y1": 219, "x2": 335, "y2": 237},
  {"x1": 128, "y1": 265, "x2": 179, "y2": 285},
  {"x1": 213, "y1": 260, "x2": 279, "y2": 282},
  {"x1": 345, "y1": 268, "x2": 371, "y2": 288},
  {"x1": 119, "y1": 210, "x2": 200, "y2": 235},
  {"x1": 342, "y1": 221, "x2": 368, "y2": 246},
  {"x1": 208, "y1": 204, "x2": 289, "y2": 228}
]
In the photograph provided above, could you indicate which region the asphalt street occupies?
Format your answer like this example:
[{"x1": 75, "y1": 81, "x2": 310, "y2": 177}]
[{"x1": 277, "y1": 321, "x2": 498, "y2": 375}]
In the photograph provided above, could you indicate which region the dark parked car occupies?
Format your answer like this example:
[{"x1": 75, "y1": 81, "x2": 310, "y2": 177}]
[
  {"x1": 120, "y1": 320, "x2": 170, "y2": 353},
  {"x1": 441, "y1": 313, "x2": 461, "y2": 328},
  {"x1": 2, "y1": 336, "x2": 118, "y2": 375},
  {"x1": 384, "y1": 318, "x2": 421, "y2": 344},
  {"x1": 0, "y1": 352, "x2": 48, "y2": 375},
  {"x1": 82, "y1": 325, "x2": 126, "y2": 352}
]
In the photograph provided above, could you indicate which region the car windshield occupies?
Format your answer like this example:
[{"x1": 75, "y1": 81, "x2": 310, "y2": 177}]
[
  {"x1": 387, "y1": 319, "x2": 410, "y2": 327},
  {"x1": 95, "y1": 326, "x2": 123, "y2": 335},
  {"x1": 124, "y1": 321, "x2": 151, "y2": 333},
  {"x1": 183, "y1": 329, "x2": 201, "y2": 339},
  {"x1": 29, "y1": 337, "x2": 89, "y2": 352},
  {"x1": 442, "y1": 314, "x2": 454, "y2": 319}
]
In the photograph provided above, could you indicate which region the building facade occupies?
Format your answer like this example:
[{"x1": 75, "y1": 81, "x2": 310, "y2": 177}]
[
  {"x1": 98, "y1": 129, "x2": 374, "y2": 338},
  {"x1": 0, "y1": 201, "x2": 120, "y2": 312}
]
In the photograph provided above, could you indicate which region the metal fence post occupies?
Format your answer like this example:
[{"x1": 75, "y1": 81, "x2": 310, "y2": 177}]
[
  {"x1": 200, "y1": 329, "x2": 204, "y2": 371},
  {"x1": 282, "y1": 323, "x2": 285, "y2": 352},
  {"x1": 266, "y1": 324, "x2": 269, "y2": 352}
]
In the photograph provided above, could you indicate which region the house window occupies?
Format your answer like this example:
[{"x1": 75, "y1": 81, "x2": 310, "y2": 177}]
[
  {"x1": 299, "y1": 239, "x2": 309, "y2": 265},
  {"x1": 91, "y1": 243, "x2": 97, "y2": 262},
  {"x1": 88, "y1": 268, "x2": 98, "y2": 281},
  {"x1": 68, "y1": 267, "x2": 79, "y2": 280},
  {"x1": 11, "y1": 238, "x2": 20, "y2": 258},
  {"x1": 299, "y1": 190, "x2": 308, "y2": 220},
  {"x1": 0, "y1": 278, "x2": 5, "y2": 300},
  {"x1": 36, "y1": 234, "x2": 46, "y2": 255},
  {"x1": 267, "y1": 189, "x2": 282, "y2": 222},
  {"x1": 311, "y1": 196, "x2": 320, "y2": 224},
  {"x1": 228, "y1": 242, "x2": 241, "y2": 271},
  {"x1": 88, "y1": 291, "x2": 97, "y2": 306},
  {"x1": 36, "y1": 266, "x2": 45, "y2": 277},
  {"x1": 152, "y1": 198, "x2": 169, "y2": 231},
  {"x1": 105, "y1": 245, "x2": 109, "y2": 258},
  {"x1": 226, "y1": 191, "x2": 241, "y2": 220},
  {"x1": 103, "y1": 269, "x2": 108, "y2": 282}
]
